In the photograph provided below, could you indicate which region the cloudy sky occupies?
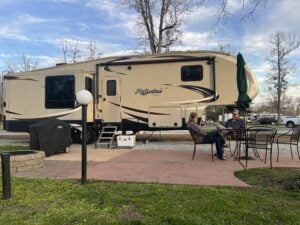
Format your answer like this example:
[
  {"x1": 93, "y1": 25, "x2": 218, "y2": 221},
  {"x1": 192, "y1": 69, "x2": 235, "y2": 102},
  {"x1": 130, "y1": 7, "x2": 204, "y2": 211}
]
[{"x1": 0, "y1": 0, "x2": 299, "y2": 103}]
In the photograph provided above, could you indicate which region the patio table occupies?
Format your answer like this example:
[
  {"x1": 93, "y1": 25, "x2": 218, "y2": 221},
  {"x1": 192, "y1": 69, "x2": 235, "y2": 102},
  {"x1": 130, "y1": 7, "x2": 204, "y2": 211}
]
[{"x1": 224, "y1": 127, "x2": 277, "y2": 168}]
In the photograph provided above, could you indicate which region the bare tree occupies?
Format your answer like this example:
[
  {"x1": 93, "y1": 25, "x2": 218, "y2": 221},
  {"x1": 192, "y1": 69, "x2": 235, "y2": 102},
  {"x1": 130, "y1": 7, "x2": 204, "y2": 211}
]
[
  {"x1": 216, "y1": 41, "x2": 233, "y2": 54},
  {"x1": 87, "y1": 41, "x2": 101, "y2": 60},
  {"x1": 211, "y1": 0, "x2": 269, "y2": 29},
  {"x1": 19, "y1": 54, "x2": 38, "y2": 72},
  {"x1": 5, "y1": 54, "x2": 38, "y2": 72},
  {"x1": 61, "y1": 41, "x2": 68, "y2": 63},
  {"x1": 295, "y1": 97, "x2": 300, "y2": 115},
  {"x1": 122, "y1": 0, "x2": 269, "y2": 53},
  {"x1": 123, "y1": 0, "x2": 194, "y2": 53},
  {"x1": 68, "y1": 40, "x2": 81, "y2": 63},
  {"x1": 5, "y1": 60, "x2": 18, "y2": 73},
  {"x1": 61, "y1": 40, "x2": 101, "y2": 63},
  {"x1": 265, "y1": 31, "x2": 300, "y2": 124}
]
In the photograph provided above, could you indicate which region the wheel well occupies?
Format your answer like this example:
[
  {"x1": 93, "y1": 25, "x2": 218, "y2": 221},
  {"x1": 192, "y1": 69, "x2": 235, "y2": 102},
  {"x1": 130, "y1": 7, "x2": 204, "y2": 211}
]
[
  {"x1": 286, "y1": 121, "x2": 295, "y2": 127},
  {"x1": 286, "y1": 121, "x2": 294, "y2": 124}
]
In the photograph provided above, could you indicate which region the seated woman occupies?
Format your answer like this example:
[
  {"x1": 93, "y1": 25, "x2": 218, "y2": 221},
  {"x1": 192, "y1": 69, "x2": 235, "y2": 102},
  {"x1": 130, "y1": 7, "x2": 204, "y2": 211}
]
[{"x1": 187, "y1": 112, "x2": 226, "y2": 160}]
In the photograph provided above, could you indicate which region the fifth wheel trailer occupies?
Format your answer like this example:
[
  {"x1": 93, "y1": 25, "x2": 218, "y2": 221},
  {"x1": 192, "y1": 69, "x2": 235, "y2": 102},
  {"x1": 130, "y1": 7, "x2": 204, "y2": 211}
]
[{"x1": 2, "y1": 51, "x2": 259, "y2": 143}]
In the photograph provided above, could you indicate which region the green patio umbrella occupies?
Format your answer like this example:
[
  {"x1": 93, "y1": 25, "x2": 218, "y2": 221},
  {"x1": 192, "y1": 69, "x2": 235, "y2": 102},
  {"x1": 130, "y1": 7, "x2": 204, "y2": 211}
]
[{"x1": 236, "y1": 53, "x2": 251, "y2": 110}]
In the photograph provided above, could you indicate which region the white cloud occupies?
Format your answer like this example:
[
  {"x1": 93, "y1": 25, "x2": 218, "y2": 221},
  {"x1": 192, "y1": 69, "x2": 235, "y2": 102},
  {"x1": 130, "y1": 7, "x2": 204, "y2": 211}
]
[
  {"x1": 175, "y1": 31, "x2": 218, "y2": 50},
  {"x1": 0, "y1": 13, "x2": 49, "y2": 42},
  {"x1": 85, "y1": 0, "x2": 137, "y2": 38},
  {"x1": 0, "y1": 0, "x2": 299, "y2": 105},
  {"x1": 77, "y1": 22, "x2": 89, "y2": 31},
  {"x1": 0, "y1": 26, "x2": 31, "y2": 41},
  {"x1": 184, "y1": 5, "x2": 215, "y2": 29},
  {"x1": 286, "y1": 85, "x2": 300, "y2": 98},
  {"x1": 48, "y1": 37, "x2": 136, "y2": 62},
  {"x1": 17, "y1": 14, "x2": 46, "y2": 24},
  {"x1": 51, "y1": 0, "x2": 79, "y2": 3},
  {"x1": 0, "y1": 52, "x2": 16, "y2": 59},
  {"x1": 237, "y1": 0, "x2": 300, "y2": 101},
  {"x1": 265, "y1": 0, "x2": 300, "y2": 34},
  {"x1": 250, "y1": 62, "x2": 271, "y2": 75},
  {"x1": 241, "y1": 34, "x2": 270, "y2": 56},
  {"x1": 86, "y1": 0, "x2": 117, "y2": 16}
]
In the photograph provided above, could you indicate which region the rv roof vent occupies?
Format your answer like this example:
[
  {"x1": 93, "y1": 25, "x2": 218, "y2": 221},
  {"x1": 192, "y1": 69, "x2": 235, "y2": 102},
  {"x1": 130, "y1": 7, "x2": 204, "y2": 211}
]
[{"x1": 56, "y1": 63, "x2": 67, "y2": 66}]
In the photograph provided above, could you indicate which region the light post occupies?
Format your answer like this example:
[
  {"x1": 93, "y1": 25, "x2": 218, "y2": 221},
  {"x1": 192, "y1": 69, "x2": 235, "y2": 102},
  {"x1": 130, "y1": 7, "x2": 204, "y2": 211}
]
[{"x1": 76, "y1": 90, "x2": 93, "y2": 184}]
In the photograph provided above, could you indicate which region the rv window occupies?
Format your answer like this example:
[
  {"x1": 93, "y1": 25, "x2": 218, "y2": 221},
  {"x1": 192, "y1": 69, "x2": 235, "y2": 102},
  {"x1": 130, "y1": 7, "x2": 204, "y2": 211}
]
[
  {"x1": 181, "y1": 65, "x2": 203, "y2": 81},
  {"x1": 85, "y1": 77, "x2": 93, "y2": 94},
  {"x1": 45, "y1": 75, "x2": 75, "y2": 108},
  {"x1": 107, "y1": 80, "x2": 116, "y2": 96}
]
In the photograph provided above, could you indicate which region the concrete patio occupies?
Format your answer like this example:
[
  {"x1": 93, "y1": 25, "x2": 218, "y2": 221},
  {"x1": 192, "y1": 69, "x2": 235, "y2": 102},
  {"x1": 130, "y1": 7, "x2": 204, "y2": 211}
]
[{"x1": 13, "y1": 141, "x2": 300, "y2": 187}]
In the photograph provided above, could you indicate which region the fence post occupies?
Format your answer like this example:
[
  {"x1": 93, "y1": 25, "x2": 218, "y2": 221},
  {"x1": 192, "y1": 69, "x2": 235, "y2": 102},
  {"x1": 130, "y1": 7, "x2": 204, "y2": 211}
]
[{"x1": 1, "y1": 153, "x2": 11, "y2": 199}]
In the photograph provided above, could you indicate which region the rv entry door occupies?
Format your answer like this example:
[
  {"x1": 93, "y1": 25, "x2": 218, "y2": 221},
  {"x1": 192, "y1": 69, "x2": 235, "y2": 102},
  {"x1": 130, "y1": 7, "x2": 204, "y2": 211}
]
[{"x1": 101, "y1": 77, "x2": 121, "y2": 123}]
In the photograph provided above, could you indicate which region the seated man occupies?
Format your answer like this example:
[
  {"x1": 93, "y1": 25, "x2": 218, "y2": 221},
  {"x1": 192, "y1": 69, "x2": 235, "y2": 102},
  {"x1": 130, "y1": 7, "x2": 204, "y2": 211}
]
[
  {"x1": 187, "y1": 112, "x2": 226, "y2": 160},
  {"x1": 225, "y1": 109, "x2": 245, "y2": 130},
  {"x1": 215, "y1": 109, "x2": 245, "y2": 142}
]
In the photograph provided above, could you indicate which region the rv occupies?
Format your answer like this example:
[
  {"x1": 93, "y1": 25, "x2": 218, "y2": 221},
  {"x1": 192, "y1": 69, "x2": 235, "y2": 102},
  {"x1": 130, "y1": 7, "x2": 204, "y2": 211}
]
[{"x1": 2, "y1": 51, "x2": 259, "y2": 143}]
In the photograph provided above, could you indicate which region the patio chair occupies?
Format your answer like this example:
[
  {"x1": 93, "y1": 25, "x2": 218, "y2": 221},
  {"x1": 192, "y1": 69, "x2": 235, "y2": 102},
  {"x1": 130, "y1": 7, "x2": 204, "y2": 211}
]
[
  {"x1": 227, "y1": 129, "x2": 244, "y2": 158},
  {"x1": 224, "y1": 128, "x2": 258, "y2": 159},
  {"x1": 247, "y1": 126, "x2": 277, "y2": 168},
  {"x1": 188, "y1": 130, "x2": 214, "y2": 161},
  {"x1": 276, "y1": 126, "x2": 300, "y2": 162}
]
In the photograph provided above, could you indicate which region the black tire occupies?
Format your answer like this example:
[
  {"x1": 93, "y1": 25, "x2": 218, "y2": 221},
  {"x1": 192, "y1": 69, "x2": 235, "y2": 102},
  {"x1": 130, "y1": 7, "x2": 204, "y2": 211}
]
[
  {"x1": 71, "y1": 128, "x2": 97, "y2": 144},
  {"x1": 286, "y1": 121, "x2": 295, "y2": 128},
  {"x1": 86, "y1": 128, "x2": 97, "y2": 144},
  {"x1": 71, "y1": 128, "x2": 82, "y2": 143}
]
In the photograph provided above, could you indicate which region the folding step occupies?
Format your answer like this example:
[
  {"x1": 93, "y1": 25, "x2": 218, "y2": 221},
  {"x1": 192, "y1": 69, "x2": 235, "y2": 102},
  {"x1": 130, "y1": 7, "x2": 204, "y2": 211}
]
[{"x1": 94, "y1": 126, "x2": 118, "y2": 149}]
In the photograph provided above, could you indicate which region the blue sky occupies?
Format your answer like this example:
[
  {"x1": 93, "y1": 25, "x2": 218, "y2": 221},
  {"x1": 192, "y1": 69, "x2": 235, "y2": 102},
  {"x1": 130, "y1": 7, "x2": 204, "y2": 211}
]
[{"x1": 0, "y1": 0, "x2": 299, "y2": 103}]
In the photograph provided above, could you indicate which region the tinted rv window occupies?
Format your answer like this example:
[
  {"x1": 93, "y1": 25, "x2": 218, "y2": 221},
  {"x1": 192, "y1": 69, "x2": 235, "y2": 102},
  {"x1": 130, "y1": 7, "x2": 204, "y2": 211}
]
[
  {"x1": 107, "y1": 80, "x2": 116, "y2": 96},
  {"x1": 85, "y1": 77, "x2": 93, "y2": 93},
  {"x1": 45, "y1": 75, "x2": 75, "y2": 108},
  {"x1": 181, "y1": 65, "x2": 203, "y2": 81}
]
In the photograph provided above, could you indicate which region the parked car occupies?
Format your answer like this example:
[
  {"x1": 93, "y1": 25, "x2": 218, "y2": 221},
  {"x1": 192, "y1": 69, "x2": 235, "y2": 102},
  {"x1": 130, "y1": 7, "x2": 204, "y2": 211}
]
[
  {"x1": 259, "y1": 117, "x2": 277, "y2": 125},
  {"x1": 281, "y1": 116, "x2": 300, "y2": 128}
]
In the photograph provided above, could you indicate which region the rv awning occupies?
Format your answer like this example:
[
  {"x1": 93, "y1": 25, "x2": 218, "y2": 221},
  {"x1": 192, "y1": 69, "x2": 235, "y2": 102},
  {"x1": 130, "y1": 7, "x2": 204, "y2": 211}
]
[{"x1": 236, "y1": 53, "x2": 251, "y2": 110}]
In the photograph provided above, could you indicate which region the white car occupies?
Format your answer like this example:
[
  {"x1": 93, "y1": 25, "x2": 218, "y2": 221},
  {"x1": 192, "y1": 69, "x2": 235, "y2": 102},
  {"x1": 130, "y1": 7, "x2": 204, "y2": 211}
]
[{"x1": 281, "y1": 116, "x2": 300, "y2": 128}]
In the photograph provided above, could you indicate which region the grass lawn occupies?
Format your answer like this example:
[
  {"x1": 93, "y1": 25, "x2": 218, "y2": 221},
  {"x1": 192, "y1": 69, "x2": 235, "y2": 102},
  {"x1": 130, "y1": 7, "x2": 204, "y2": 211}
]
[
  {"x1": 0, "y1": 145, "x2": 30, "y2": 153},
  {"x1": 0, "y1": 168, "x2": 300, "y2": 225}
]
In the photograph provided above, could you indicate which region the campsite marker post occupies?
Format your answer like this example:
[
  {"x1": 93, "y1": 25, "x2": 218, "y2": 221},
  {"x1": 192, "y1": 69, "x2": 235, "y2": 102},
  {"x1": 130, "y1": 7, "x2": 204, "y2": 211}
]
[
  {"x1": 76, "y1": 90, "x2": 93, "y2": 184},
  {"x1": 1, "y1": 153, "x2": 11, "y2": 199}
]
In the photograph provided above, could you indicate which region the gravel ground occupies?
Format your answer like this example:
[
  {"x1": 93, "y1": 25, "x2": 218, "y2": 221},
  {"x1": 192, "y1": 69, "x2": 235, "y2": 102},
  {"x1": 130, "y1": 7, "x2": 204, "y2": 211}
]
[{"x1": 0, "y1": 129, "x2": 294, "y2": 154}]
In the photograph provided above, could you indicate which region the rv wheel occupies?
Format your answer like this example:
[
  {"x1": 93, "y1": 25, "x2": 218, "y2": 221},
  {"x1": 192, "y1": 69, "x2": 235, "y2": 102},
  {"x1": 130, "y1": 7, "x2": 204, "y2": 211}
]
[
  {"x1": 71, "y1": 127, "x2": 97, "y2": 144},
  {"x1": 71, "y1": 127, "x2": 82, "y2": 143},
  {"x1": 86, "y1": 128, "x2": 97, "y2": 144}
]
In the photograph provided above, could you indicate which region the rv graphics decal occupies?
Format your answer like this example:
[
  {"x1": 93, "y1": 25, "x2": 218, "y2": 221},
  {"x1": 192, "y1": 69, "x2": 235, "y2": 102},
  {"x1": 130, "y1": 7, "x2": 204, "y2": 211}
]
[
  {"x1": 162, "y1": 84, "x2": 219, "y2": 104},
  {"x1": 109, "y1": 102, "x2": 170, "y2": 116},
  {"x1": 5, "y1": 110, "x2": 23, "y2": 115},
  {"x1": 103, "y1": 65, "x2": 128, "y2": 75},
  {"x1": 4, "y1": 76, "x2": 38, "y2": 81},
  {"x1": 11, "y1": 106, "x2": 81, "y2": 121},
  {"x1": 108, "y1": 101, "x2": 171, "y2": 125},
  {"x1": 135, "y1": 88, "x2": 163, "y2": 96},
  {"x1": 124, "y1": 112, "x2": 148, "y2": 123}
]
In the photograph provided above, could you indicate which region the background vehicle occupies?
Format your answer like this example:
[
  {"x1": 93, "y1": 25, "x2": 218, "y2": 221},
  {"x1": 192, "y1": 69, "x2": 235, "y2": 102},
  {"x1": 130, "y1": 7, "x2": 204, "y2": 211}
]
[{"x1": 281, "y1": 116, "x2": 300, "y2": 128}]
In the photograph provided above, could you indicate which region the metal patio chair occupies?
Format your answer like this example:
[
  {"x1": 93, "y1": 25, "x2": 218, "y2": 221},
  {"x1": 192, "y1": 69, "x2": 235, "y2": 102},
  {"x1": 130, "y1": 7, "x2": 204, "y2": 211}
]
[
  {"x1": 276, "y1": 125, "x2": 300, "y2": 162},
  {"x1": 188, "y1": 130, "x2": 214, "y2": 161},
  {"x1": 246, "y1": 126, "x2": 277, "y2": 168}
]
